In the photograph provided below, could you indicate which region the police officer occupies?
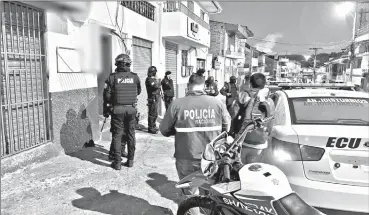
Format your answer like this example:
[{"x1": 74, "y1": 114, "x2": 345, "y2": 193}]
[
  {"x1": 161, "y1": 71, "x2": 174, "y2": 110},
  {"x1": 103, "y1": 84, "x2": 128, "y2": 161},
  {"x1": 204, "y1": 76, "x2": 219, "y2": 96},
  {"x1": 160, "y1": 68, "x2": 231, "y2": 210},
  {"x1": 104, "y1": 53, "x2": 141, "y2": 170},
  {"x1": 145, "y1": 66, "x2": 161, "y2": 134}
]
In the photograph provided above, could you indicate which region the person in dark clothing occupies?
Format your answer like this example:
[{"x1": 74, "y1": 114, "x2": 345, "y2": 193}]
[
  {"x1": 161, "y1": 71, "x2": 174, "y2": 110},
  {"x1": 229, "y1": 73, "x2": 275, "y2": 164},
  {"x1": 204, "y1": 75, "x2": 219, "y2": 97},
  {"x1": 104, "y1": 53, "x2": 141, "y2": 170},
  {"x1": 239, "y1": 73, "x2": 251, "y2": 92},
  {"x1": 220, "y1": 76, "x2": 239, "y2": 112},
  {"x1": 145, "y1": 66, "x2": 161, "y2": 134},
  {"x1": 103, "y1": 85, "x2": 128, "y2": 161}
]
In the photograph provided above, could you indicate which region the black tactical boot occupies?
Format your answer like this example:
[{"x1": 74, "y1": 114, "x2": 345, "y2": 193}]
[
  {"x1": 123, "y1": 160, "x2": 134, "y2": 168},
  {"x1": 121, "y1": 151, "x2": 128, "y2": 158},
  {"x1": 111, "y1": 162, "x2": 121, "y2": 170}
]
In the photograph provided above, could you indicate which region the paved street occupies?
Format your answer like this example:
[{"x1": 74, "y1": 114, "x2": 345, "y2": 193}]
[{"x1": 1, "y1": 128, "x2": 181, "y2": 215}]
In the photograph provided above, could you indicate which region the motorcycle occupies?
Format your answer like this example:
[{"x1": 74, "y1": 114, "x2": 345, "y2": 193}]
[{"x1": 175, "y1": 117, "x2": 325, "y2": 215}]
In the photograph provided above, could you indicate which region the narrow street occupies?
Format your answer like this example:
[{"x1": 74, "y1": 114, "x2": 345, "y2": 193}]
[{"x1": 1, "y1": 129, "x2": 180, "y2": 215}]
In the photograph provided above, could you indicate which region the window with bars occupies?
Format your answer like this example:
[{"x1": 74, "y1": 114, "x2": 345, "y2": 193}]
[{"x1": 121, "y1": 1, "x2": 155, "y2": 21}]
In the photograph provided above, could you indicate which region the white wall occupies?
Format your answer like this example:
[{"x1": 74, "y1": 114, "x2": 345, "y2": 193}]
[
  {"x1": 46, "y1": 12, "x2": 98, "y2": 93},
  {"x1": 89, "y1": 2, "x2": 163, "y2": 77}
]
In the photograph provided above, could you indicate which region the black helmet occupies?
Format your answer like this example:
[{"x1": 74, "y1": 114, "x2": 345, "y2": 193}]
[
  {"x1": 115, "y1": 53, "x2": 131, "y2": 66},
  {"x1": 147, "y1": 66, "x2": 157, "y2": 76}
]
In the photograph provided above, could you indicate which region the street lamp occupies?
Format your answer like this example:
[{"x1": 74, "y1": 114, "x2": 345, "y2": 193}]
[
  {"x1": 335, "y1": 1, "x2": 357, "y2": 82},
  {"x1": 335, "y1": 2, "x2": 355, "y2": 18}
]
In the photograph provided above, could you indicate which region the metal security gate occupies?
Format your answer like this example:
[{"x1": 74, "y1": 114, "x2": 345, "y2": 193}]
[
  {"x1": 165, "y1": 41, "x2": 177, "y2": 97},
  {"x1": 1, "y1": 1, "x2": 50, "y2": 158},
  {"x1": 132, "y1": 37, "x2": 152, "y2": 120}
]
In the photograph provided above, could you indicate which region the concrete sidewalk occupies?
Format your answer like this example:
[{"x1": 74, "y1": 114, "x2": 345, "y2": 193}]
[{"x1": 1, "y1": 130, "x2": 181, "y2": 215}]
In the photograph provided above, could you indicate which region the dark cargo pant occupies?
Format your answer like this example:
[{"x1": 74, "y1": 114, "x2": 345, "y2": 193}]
[
  {"x1": 147, "y1": 95, "x2": 160, "y2": 131},
  {"x1": 164, "y1": 96, "x2": 173, "y2": 111},
  {"x1": 111, "y1": 106, "x2": 136, "y2": 164}
]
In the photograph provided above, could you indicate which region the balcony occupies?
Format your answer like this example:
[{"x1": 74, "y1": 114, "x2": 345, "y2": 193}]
[
  {"x1": 225, "y1": 48, "x2": 244, "y2": 59},
  {"x1": 163, "y1": 2, "x2": 209, "y2": 30},
  {"x1": 225, "y1": 23, "x2": 249, "y2": 39},
  {"x1": 121, "y1": 1, "x2": 155, "y2": 21},
  {"x1": 162, "y1": 1, "x2": 210, "y2": 48}
]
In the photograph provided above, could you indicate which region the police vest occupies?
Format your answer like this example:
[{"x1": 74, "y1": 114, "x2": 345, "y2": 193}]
[{"x1": 113, "y1": 73, "x2": 137, "y2": 105}]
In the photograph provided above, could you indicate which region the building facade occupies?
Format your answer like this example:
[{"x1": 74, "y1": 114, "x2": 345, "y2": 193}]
[
  {"x1": 161, "y1": 1, "x2": 222, "y2": 100},
  {"x1": 209, "y1": 20, "x2": 253, "y2": 87},
  {"x1": 0, "y1": 1, "x2": 222, "y2": 158}
]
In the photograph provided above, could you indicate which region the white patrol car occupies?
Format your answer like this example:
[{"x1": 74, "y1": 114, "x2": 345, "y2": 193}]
[{"x1": 261, "y1": 83, "x2": 369, "y2": 214}]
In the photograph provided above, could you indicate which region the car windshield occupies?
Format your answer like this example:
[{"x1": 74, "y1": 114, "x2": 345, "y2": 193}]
[{"x1": 290, "y1": 97, "x2": 369, "y2": 126}]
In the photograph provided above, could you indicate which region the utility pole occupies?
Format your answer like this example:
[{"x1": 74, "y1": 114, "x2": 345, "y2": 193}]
[
  {"x1": 349, "y1": 1, "x2": 358, "y2": 82},
  {"x1": 309, "y1": 47, "x2": 322, "y2": 83}
]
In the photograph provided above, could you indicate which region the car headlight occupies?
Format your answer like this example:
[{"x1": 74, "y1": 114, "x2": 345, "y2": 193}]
[{"x1": 272, "y1": 138, "x2": 325, "y2": 161}]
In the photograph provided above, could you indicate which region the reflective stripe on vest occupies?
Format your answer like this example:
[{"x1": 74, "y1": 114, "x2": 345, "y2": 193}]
[{"x1": 175, "y1": 126, "x2": 222, "y2": 133}]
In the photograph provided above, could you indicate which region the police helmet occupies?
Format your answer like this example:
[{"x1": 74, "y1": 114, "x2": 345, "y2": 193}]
[
  {"x1": 147, "y1": 66, "x2": 157, "y2": 76},
  {"x1": 115, "y1": 54, "x2": 132, "y2": 66}
]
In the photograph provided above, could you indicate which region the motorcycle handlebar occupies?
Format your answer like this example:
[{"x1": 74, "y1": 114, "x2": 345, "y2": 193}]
[{"x1": 222, "y1": 164, "x2": 231, "y2": 183}]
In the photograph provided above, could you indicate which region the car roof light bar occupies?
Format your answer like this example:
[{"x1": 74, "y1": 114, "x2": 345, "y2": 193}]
[{"x1": 277, "y1": 83, "x2": 355, "y2": 88}]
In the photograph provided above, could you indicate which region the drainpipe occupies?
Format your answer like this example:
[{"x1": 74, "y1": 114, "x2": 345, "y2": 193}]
[{"x1": 158, "y1": 2, "x2": 163, "y2": 67}]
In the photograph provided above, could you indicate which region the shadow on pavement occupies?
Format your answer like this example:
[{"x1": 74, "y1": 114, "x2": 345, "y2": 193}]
[
  {"x1": 146, "y1": 173, "x2": 183, "y2": 205},
  {"x1": 67, "y1": 144, "x2": 111, "y2": 167},
  {"x1": 72, "y1": 187, "x2": 174, "y2": 215}
]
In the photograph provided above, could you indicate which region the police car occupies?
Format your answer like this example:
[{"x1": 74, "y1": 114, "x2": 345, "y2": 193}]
[{"x1": 261, "y1": 83, "x2": 369, "y2": 214}]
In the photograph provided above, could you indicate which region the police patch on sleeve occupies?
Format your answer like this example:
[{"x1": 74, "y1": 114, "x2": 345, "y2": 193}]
[{"x1": 151, "y1": 82, "x2": 155, "y2": 86}]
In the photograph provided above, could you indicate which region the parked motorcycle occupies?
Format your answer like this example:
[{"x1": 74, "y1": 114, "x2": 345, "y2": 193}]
[{"x1": 175, "y1": 117, "x2": 325, "y2": 215}]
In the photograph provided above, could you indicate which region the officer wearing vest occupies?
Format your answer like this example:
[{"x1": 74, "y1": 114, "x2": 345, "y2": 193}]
[
  {"x1": 229, "y1": 73, "x2": 275, "y2": 164},
  {"x1": 103, "y1": 81, "x2": 128, "y2": 161},
  {"x1": 204, "y1": 76, "x2": 219, "y2": 97},
  {"x1": 220, "y1": 76, "x2": 239, "y2": 112},
  {"x1": 160, "y1": 68, "x2": 231, "y2": 202},
  {"x1": 145, "y1": 66, "x2": 161, "y2": 134},
  {"x1": 104, "y1": 53, "x2": 141, "y2": 170},
  {"x1": 161, "y1": 71, "x2": 174, "y2": 110}
]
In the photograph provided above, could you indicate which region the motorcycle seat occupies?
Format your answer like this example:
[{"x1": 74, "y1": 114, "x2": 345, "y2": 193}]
[{"x1": 272, "y1": 193, "x2": 323, "y2": 215}]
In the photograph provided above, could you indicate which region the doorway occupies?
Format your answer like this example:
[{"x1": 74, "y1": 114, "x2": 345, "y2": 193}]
[{"x1": 97, "y1": 34, "x2": 112, "y2": 115}]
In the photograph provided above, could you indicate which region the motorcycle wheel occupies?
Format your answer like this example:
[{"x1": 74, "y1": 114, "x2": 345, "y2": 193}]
[{"x1": 177, "y1": 196, "x2": 225, "y2": 215}]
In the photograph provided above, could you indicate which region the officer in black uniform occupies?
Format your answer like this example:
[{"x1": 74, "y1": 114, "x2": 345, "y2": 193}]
[
  {"x1": 145, "y1": 66, "x2": 161, "y2": 134},
  {"x1": 104, "y1": 53, "x2": 141, "y2": 170},
  {"x1": 161, "y1": 71, "x2": 174, "y2": 110},
  {"x1": 103, "y1": 84, "x2": 127, "y2": 161}
]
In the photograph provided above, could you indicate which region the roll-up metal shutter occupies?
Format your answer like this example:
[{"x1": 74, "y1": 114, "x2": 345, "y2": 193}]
[
  {"x1": 1, "y1": 2, "x2": 51, "y2": 157},
  {"x1": 132, "y1": 37, "x2": 152, "y2": 120},
  {"x1": 165, "y1": 41, "x2": 177, "y2": 98}
]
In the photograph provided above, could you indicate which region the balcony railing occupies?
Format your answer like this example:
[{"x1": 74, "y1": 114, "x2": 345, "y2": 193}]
[
  {"x1": 163, "y1": 1, "x2": 210, "y2": 30},
  {"x1": 121, "y1": 1, "x2": 155, "y2": 21}
]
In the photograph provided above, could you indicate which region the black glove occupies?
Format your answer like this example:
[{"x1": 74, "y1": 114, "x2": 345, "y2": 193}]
[{"x1": 103, "y1": 111, "x2": 109, "y2": 118}]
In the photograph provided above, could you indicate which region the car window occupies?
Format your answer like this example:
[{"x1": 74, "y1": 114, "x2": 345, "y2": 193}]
[
  {"x1": 289, "y1": 97, "x2": 369, "y2": 126},
  {"x1": 273, "y1": 93, "x2": 286, "y2": 126}
]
